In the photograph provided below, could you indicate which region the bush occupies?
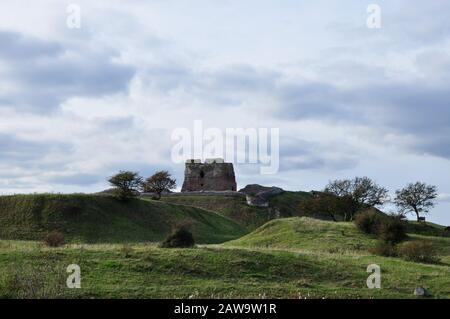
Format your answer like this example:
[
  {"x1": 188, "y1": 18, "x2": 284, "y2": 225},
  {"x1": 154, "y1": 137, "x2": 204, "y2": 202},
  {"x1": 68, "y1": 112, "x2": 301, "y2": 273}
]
[
  {"x1": 355, "y1": 211, "x2": 407, "y2": 244},
  {"x1": 160, "y1": 221, "x2": 195, "y2": 248},
  {"x1": 354, "y1": 210, "x2": 386, "y2": 234},
  {"x1": 378, "y1": 217, "x2": 407, "y2": 244},
  {"x1": 42, "y1": 231, "x2": 65, "y2": 247},
  {"x1": 369, "y1": 241, "x2": 397, "y2": 257},
  {"x1": 397, "y1": 240, "x2": 439, "y2": 263}
]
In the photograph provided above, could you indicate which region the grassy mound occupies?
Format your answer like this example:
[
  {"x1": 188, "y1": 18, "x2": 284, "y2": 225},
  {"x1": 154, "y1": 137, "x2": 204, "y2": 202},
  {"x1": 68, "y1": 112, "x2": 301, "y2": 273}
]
[
  {"x1": 225, "y1": 217, "x2": 378, "y2": 253},
  {"x1": 159, "y1": 195, "x2": 272, "y2": 229},
  {"x1": 159, "y1": 191, "x2": 314, "y2": 229},
  {"x1": 0, "y1": 194, "x2": 246, "y2": 244}
]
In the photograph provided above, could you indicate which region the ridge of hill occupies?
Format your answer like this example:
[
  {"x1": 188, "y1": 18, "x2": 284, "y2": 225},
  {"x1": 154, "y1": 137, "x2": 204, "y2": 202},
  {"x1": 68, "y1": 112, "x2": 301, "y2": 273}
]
[{"x1": 0, "y1": 194, "x2": 246, "y2": 244}]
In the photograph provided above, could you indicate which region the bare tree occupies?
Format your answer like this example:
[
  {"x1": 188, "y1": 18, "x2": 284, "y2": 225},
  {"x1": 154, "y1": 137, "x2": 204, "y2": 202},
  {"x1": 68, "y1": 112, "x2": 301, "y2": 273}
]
[
  {"x1": 394, "y1": 182, "x2": 438, "y2": 221},
  {"x1": 324, "y1": 177, "x2": 389, "y2": 220},
  {"x1": 143, "y1": 171, "x2": 176, "y2": 200}
]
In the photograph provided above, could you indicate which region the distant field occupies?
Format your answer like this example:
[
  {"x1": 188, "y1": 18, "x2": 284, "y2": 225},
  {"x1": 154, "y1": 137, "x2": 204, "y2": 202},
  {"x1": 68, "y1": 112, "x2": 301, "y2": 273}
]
[
  {"x1": 0, "y1": 217, "x2": 449, "y2": 298},
  {"x1": 0, "y1": 194, "x2": 246, "y2": 244}
]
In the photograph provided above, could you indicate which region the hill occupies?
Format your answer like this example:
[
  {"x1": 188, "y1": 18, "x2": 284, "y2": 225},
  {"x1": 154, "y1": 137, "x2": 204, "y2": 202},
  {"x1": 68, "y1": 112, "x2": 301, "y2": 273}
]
[
  {"x1": 225, "y1": 217, "x2": 450, "y2": 253},
  {"x1": 1, "y1": 228, "x2": 449, "y2": 298},
  {"x1": 225, "y1": 217, "x2": 378, "y2": 252},
  {"x1": 0, "y1": 194, "x2": 246, "y2": 244},
  {"x1": 159, "y1": 190, "x2": 313, "y2": 229}
]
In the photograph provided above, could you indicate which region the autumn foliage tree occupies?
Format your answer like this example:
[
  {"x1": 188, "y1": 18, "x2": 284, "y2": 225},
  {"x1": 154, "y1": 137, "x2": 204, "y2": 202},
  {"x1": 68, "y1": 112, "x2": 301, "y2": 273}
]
[{"x1": 143, "y1": 170, "x2": 176, "y2": 200}]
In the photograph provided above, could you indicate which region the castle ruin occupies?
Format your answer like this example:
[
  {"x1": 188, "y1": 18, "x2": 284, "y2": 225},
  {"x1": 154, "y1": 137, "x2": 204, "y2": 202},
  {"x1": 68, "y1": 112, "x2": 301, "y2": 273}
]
[{"x1": 181, "y1": 158, "x2": 237, "y2": 192}]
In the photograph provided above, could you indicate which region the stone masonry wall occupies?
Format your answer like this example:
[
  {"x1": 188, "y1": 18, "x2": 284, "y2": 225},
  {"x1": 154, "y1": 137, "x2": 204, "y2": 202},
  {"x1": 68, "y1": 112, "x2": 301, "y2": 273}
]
[{"x1": 181, "y1": 161, "x2": 237, "y2": 192}]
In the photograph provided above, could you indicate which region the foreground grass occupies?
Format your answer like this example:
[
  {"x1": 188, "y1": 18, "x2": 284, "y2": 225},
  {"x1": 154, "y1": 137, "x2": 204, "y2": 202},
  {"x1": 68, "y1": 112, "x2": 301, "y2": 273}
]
[{"x1": 0, "y1": 238, "x2": 448, "y2": 298}]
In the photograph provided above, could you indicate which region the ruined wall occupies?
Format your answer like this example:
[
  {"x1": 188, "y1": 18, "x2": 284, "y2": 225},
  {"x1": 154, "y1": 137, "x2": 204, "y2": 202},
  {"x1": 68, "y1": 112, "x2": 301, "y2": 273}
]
[{"x1": 181, "y1": 160, "x2": 237, "y2": 192}]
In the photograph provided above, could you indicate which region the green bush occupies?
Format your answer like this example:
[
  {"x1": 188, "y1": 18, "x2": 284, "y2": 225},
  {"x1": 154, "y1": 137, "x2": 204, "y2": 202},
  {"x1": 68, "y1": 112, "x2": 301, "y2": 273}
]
[
  {"x1": 397, "y1": 240, "x2": 439, "y2": 263},
  {"x1": 160, "y1": 220, "x2": 195, "y2": 248},
  {"x1": 378, "y1": 217, "x2": 407, "y2": 244},
  {"x1": 42, "y1": 231, "x2": 65, "y2": 247},
  {"x1": 369, "y1": 241, "x2": 397, "y2": 257},
  {"x1": 355, "y1": 211, "x2": 406, "y2": 244},
  {"x1": 354, "y1": 210, "x2": 386, "y2": 234}
]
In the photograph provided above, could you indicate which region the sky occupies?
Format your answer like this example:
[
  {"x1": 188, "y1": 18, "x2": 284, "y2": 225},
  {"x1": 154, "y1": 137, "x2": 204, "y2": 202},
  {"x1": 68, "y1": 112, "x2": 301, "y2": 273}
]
[{"x1": 0, "y1": 0, "x2": 449, "y2": 225}]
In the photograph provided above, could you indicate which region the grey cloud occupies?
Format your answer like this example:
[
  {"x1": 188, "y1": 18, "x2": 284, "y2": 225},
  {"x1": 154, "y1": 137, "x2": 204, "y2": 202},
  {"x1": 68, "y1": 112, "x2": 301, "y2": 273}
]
[
  {"x1": 0, "y1": 30, "x2": 136, "y2": 112},
  {"x1": 0, "y1": 133, "x2": 73, "y2": 164},
  {"x1": 46, "y1": 173, "x2": 103, "y2": 186},
  {"x1": 0, "y1": 31, "x2": 61, "y2": 59},
  {"x1": 278, "y1": 137, "x2": 359, "y2": 172}
]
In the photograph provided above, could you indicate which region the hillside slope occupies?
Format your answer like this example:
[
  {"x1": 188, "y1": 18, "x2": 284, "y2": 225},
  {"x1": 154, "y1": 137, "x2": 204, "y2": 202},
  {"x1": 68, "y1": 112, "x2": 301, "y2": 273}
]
[
  {"x1": 160, "y1": 191, "x2": 313, "y2": 229},
  {"x1": 0, "y1": 194, "x2": 246, "y2": 244},
  {"x1": 225, "y1": 217, "x2": 450, "y2": 255},
  {"x1": 225, "y1": 217, "x2": 378, "y2": 252}
]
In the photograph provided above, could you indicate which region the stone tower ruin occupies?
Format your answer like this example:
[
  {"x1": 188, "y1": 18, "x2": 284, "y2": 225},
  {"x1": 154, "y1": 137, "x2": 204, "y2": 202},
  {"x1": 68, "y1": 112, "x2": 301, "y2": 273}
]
[{"x1": 181, "y1": 158, "x2": 237, "y2": 192}]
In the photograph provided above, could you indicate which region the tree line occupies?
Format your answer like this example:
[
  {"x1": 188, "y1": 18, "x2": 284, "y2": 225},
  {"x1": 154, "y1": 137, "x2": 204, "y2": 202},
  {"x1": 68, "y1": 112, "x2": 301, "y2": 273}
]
[
  {"x1": 108, "y1": 170, "x2": 439, "y2": 222},
  {"x1": 108, "y1": 170, "x2": 176, "y2": 201},
  {"x1": 303, "y1": 177, "x2": 438, "y2": 222}
]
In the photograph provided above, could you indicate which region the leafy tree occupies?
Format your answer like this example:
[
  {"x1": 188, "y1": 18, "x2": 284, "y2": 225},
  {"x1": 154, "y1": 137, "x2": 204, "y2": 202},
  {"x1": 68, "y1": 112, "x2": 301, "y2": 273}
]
[
  {"x1": 298, "y1": 192, "x2": 356, "y2": 222},
  {"x1": 108, "y1": 171, "x2": 143, "y2": 201},
  {"x1": 143, "y1": 170, "x2": 176, "y2": 200},
  {"x1": 324, "y1": 177, "x2": 389, "y2": 220},
  {"x1": 394, "y1": 182, "x2": 438, "y2": 221}
]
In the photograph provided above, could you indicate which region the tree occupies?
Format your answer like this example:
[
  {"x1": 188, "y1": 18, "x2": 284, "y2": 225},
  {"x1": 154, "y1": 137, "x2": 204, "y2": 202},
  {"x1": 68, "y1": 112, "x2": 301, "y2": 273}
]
[
  {"x1": 143, "y1": 170, "x2": 176, "y2": 200},
  {"x1": 394, "y1": 182, "x2": 438, "y2": 221},
  {"x1": 298, "y1": 192, "x2": 356, "y2": 222},
  {"x1": 324, "y1": 177, "x2": 389, "y2": 220},
  {"x1": 108, "y1": 171, "x2": 143, "y2": 201}
]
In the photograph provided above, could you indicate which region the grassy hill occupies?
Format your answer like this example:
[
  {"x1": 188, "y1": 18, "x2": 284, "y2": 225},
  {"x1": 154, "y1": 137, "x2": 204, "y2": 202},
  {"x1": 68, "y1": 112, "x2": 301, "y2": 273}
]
[
  {"x1": 159, "y1": 191, "x2": 314, "y2": 229},
  {"x1": 0, "y1": 194, "x2": 246, "y2": 244},
  {"x1": 159, "y1": 195, "x2": 272, "y2": 229},
  {"x1": 224, "y1": 217, "x2": 378, "y2": 253},
  {"x1": 1, "y1": 217, "x2": 449, "y2": 298}
]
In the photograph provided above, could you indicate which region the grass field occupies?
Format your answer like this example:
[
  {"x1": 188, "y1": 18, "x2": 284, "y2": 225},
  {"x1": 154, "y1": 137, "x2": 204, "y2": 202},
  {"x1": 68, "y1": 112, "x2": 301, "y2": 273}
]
[
  {"x1": 0, "y1": 194, "x2": 246, "y2": 244},
  {"x1": 0, "y1": 216, "x2": 448, "y2": 299}
]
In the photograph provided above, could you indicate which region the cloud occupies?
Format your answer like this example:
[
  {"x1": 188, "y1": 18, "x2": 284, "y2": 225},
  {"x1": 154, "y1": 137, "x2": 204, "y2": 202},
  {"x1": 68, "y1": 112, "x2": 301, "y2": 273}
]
[
  {"x1": 45, "y1": 173, "x2": 103, "y2": 186},
  {"x1": 0, "y1": 133, "x2": 72, "y2": 164},
  {"x1": 0, "y1": 30, "x2": 136, "y2": 112}
]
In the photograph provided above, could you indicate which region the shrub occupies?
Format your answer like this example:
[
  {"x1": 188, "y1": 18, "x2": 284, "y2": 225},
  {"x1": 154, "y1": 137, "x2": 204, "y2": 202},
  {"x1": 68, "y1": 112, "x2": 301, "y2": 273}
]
[
  {"x1": 160, "y1": 220, "x2": 195, "y2": 248},
  {"x1": 354, "y1": 210, "x2": 386, "y2": 234},
  {"x1": 369, "y1": 241, "x2": 397, "y2": 257},
  {"x1": 378, "y1": 217, "x2": 407, "y2": 244},
  {"x1": 42, "y1": 231, "x2": 65, "y2": 247},
  {"x1": 397, "y1": 240, "x2": 439, "y2": 263}
]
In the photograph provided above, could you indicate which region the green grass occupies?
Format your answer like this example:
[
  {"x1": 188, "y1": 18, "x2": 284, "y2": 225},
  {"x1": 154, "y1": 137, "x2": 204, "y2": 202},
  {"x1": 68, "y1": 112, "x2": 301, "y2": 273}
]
[
  {"x1": 159, "y1": 191, "x2": 314, "y2": 229},
  {"x1": 1, "y1": 194, "x2": 449, "y2": 299},
  {"x1": 225, "y1": 217, "x2": 379, "y2": 253},
  {"x1": 0, "y1": 217, "x2": 448, "y2": 298},
  {"x1": 0, "y1": 194, "x2": 246, "y2": 244},
  {"x1": 159, "y1": 195, "x2": 272, "y2": 229}
]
